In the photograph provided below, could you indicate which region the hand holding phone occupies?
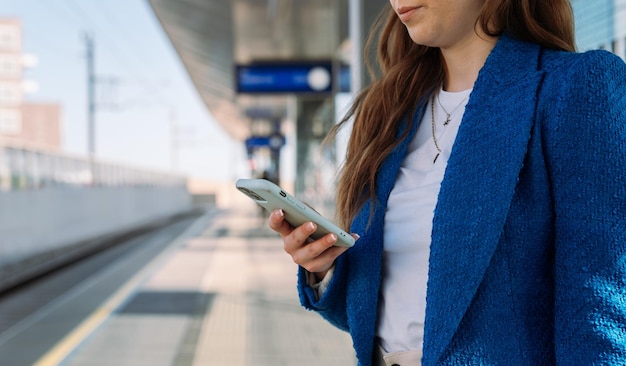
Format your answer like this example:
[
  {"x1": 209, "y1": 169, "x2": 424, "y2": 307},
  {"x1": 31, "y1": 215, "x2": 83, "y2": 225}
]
[{"x1": 236, "y1": 178, "x2": 355, "y2": 247}]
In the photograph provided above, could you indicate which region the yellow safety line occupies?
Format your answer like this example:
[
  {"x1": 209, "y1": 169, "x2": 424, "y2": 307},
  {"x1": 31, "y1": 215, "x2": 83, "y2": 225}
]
[{"x1": 33, "y1": 273, "x2": 146, "y2": 366}]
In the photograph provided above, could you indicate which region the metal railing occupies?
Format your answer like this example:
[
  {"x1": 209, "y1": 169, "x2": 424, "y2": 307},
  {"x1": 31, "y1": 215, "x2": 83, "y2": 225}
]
[{"x1": 0, "y1": 141, "x2": 186, "y2": 191}]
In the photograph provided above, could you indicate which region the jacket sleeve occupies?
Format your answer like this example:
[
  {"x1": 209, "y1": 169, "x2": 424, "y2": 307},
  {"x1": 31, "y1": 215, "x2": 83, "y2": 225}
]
[
  {"x1": 545, "y1": 50, "x2": 626, "y2": 364},
  {"x1": 297, "y1": 254, "x2": 351, "y2": 332}
]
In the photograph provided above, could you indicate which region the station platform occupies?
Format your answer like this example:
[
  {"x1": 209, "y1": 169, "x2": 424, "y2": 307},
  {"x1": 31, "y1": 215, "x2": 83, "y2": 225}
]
[{"x1": 26, "y1": 204, "x2": 356, "y2": 365}]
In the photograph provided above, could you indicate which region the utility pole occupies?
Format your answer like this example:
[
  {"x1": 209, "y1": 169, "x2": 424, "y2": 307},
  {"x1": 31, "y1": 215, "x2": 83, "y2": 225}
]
[
  {"x1": 349, "y1": 0, "x2": 362, "y2": 93},
  {"x1": 85, "y1": 33, "x2": 96, "y2": 179}
]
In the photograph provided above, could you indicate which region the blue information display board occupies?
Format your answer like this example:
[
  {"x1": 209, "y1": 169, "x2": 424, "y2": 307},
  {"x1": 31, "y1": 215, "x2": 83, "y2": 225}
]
[
  {"x1": 236, "y1": 62, "x2": 335, "y2": 94},
  {"x1": 245, "y1": 134, "x2": 286, "y2": 150}
]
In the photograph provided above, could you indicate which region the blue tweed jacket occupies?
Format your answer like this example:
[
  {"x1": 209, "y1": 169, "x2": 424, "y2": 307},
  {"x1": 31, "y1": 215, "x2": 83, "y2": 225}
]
[{"x1": 297, "y1": 34, "x2": 626, "y2": 365}]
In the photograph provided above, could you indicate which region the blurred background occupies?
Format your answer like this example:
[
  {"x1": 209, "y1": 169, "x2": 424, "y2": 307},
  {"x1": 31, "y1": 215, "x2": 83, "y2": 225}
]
[{"x1": 0, "y1": 0, "x2": 624, "y2": 365}]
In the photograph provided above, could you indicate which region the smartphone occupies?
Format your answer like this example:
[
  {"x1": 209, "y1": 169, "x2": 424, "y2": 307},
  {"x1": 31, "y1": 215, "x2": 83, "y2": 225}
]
[{"x1": 235, "y1": 178, "x2": 355, "y2": 247}]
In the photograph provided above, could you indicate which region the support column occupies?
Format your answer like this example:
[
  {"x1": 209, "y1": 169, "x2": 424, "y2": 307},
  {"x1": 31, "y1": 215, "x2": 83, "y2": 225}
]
[{"x1": 614, "y1": 37, "x2": 626, "y2": 60}]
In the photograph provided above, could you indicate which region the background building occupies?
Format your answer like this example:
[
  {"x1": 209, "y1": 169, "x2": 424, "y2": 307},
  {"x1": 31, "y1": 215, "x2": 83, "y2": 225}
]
[
  {"x1": 572, "y1": 0, "x2": 626, "y2": 59},
  {"x1": 0, "y1": 18, "x2": 61, "y2": 150}
]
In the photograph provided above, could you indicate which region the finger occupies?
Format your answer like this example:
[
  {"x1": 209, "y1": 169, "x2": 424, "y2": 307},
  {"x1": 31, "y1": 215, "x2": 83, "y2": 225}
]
[
  {"x1": 268, "y1": 209, "x2": 292, "y2": 235},
  {"x1": 295, "y1": 232, "x2": 337, "y2": 257},
  {"x1": 284, "y1": 221, "x2": 319, "y2": 252},
  {"x1": 290, "y1": 232, "x2": 343, "y2": 265},
  {"x1": 302, "y1": 233, "x2": 356, "y2": 272},
  {"x1": 298, "y1": 243, "x2": 350, "y2": 273}
]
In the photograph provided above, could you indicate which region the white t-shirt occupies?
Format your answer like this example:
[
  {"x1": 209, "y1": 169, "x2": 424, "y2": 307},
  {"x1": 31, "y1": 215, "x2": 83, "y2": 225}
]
[{"x1": 377, "y1": 88, "x2": 471, "y2": 354}]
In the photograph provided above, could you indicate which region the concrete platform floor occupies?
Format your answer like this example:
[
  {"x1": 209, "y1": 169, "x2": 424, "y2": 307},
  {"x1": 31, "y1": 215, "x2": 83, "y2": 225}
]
[{"x1": 40, "y1": 204, "x2": 357, "y2": 366}]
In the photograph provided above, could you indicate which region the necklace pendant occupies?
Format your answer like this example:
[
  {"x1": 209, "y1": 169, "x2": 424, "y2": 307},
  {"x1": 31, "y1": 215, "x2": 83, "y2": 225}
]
[
  {"x1": 433, "y1": 153, "x2": 439, "y2": 164},
  {"x1": 444, "y1": 115, "x2": 451, "y2": 126}
]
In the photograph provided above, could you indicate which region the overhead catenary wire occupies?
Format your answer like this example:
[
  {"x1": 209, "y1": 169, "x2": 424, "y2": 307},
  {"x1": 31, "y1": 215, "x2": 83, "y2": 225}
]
[{"x1": 59, "y1": 0, "x2": 170, "y2": 103}]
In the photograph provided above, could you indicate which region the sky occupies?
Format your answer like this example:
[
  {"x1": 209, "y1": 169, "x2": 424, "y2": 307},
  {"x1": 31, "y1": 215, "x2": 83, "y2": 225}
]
[{"x1": 0, "y1": 0, "x2": 247, "y2": 182}]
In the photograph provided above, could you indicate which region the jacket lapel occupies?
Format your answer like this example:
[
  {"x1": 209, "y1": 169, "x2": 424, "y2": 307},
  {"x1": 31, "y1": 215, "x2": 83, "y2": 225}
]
[{"x1": 423, "y1": 35, "x2": 545, "y2": 364}]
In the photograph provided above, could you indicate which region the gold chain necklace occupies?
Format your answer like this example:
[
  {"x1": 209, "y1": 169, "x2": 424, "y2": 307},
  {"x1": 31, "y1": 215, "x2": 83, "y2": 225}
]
[
  {"x1": 431, "y1": 96, "x2": 442, "y2": 164},
  {"x1": 431, "y1": 92, "x2": 469, "y2": 163}
]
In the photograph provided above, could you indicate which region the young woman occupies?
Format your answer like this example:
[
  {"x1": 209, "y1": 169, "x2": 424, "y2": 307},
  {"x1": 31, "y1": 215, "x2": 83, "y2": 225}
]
[{"x1": 269, "y1": 1, "x2": 626, "y2": 365}]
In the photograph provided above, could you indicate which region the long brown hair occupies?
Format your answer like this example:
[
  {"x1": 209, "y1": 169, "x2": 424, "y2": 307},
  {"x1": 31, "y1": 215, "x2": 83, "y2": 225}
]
[{"x1": 328, "y1": 0, "x2": 576, "y2": 231}]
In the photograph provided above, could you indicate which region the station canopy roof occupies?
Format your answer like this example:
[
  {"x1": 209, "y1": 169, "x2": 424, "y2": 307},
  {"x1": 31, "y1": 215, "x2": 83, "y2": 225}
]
[{"x1": 148, "y1": 0, "x2": 349, "y2": 141}]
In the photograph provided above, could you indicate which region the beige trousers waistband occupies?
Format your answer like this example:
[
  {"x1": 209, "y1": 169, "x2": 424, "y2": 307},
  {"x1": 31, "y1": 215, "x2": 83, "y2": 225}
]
[{"x1": 373, "y1": 343, "x2": 422, "y2": 366}]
